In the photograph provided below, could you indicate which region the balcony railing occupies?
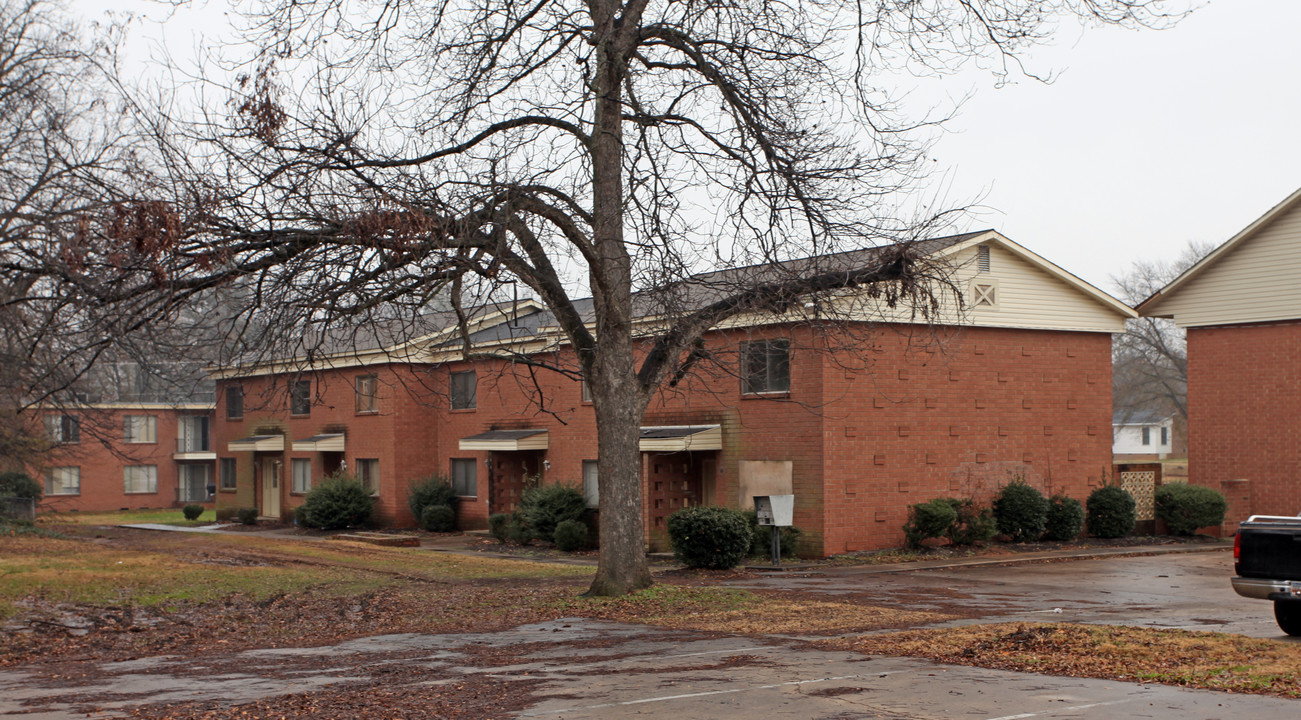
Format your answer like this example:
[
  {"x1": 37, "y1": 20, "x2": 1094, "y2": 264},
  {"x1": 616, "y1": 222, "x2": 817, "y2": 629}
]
[{"x1": 176, "y1": 435, "x2": 211, "y2": 453}]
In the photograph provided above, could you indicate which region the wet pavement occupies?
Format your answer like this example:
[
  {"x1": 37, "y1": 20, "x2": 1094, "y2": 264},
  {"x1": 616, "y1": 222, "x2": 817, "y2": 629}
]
[{"x1": 2, "y1": 619, "x2": 1293, "y2": 719}]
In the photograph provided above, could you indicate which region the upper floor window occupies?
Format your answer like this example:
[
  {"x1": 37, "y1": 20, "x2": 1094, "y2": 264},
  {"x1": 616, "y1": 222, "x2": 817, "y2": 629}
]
[
  {"x1": 45, "y1": 414, "x2": 80, "y2": 444},
  {"x1": 45, "y1": 467, "x2": 80, "y2": 495},
  {"x1": 290, "y1": 380, "x2": 312, "y2": 416},
  {"x1": 178, "y1": 415, "x2": 210, "y2": 453},
  {"x1": 355, "y1": 374, "x2": 378, "y2": 413},
  {"x1": 225, "y1": 386, "x2": 244, "y2": 420},
  {"x1": 123, "y1": 415, "x2": 157, "y2": 444},
  {"x1": 741, "y1": 339, "x2": 790, "y2": 395},
  {"x1": 450, "y1": 370, "x2": 477, "y2": 410}
]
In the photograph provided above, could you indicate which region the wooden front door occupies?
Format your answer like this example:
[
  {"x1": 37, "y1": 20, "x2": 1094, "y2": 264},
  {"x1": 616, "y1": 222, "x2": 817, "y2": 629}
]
[
  {"x1": 490, "y1": 451, "x2": 543, "y2": 514},
  {"x1": 646, "y1": 451, "x2": 708, "y2": 549},
  {"x1": 261, "y1": 457, "x2": 282, "y2": 518}
]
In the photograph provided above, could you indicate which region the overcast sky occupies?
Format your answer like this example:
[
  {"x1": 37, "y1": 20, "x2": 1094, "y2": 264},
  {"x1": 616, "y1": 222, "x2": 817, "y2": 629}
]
[{"x1": 92, "y1": 0, "x2": 1301, "y2": 293}]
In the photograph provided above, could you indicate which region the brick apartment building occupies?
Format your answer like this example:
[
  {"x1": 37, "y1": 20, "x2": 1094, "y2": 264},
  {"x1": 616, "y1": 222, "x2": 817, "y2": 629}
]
[
  {"x1": 38, "y1": 403, "x2": 217, "y2": 513},
  {"x1": 212, "y1": 230, "x2": 1131, "y2": 554},
  {"x1": 1139, "y1": 185, "x2": 1301, "y2": 530}
]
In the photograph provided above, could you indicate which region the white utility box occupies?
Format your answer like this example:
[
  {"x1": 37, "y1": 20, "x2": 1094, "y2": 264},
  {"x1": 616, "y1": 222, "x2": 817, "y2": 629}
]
[{"x1": 753, "y1": 494, "x2": 794, "y2": 526}]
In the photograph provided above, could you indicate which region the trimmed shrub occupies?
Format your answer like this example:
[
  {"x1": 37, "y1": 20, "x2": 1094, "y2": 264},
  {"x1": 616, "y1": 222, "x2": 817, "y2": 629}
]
[
  {"x1": 993, "y1": 481, "x2": 1050, "y2": 542},
  {"x1": 903, "y1": 498, "x2": 958, "y2": 548},
  {"x1": 554, "y1": 519, "x2": 589, "y2": 551},
  {"x1": 1155, "y1": 483, "x2": 1227, "y2": 536},
  {"x1": 741, "y1": 509, "x2": 802, "y2": 558},
  {"x1": 407, "y1": 475, "x2": 456, "y2": 522},
  {"x1": 1086, "y1": 486, "x2": 1136, "y2": 538},
  {"x1": 1043, "y1": 495, "x2": 1084, "y2": 541},
  {"x1": 943, "y1": 498, "x2": 998, "y2": 546},
  {"x1": 667, "y1": 506, "x2": 751, "y2": 569},
  {"x1": 293, "y1": 504, "x2": 308, "y2": 526},
  {"x1": 518, "y1": 484, "x2": 586, "y2": 542},
  {"x1": 216, "y1": 506, "x2": 239, "y2": 523},
  {"x1": 0, "y1": 471, "x2": 41, "y2": 501},
  {"x1": 236, "y1": 507, "x2": 259, "y2": 525},
  {"x1": 182, "y1": 504, "x2": 205, "y2": 521},
  {"x1": 421, "y1": 503, "x2": 456, "y2": 532},
  {"x1": 488, "y1": 513, "x2": 512, "y2": 542},
  {"x1": 299, "y1": 473, "x2": 375, "y2": 530}
]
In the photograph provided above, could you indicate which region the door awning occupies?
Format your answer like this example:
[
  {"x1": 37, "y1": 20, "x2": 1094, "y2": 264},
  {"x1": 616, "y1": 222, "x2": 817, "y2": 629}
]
[
  {"x1": 228, "y1": 435, "x2": 285, "y2": 452},
  {"x1": 639, "y1": 425, "x2": 722, "y2": 452},
  {"x1": 292, "y1": 433, "x2": 346, "y2": 452},
  {"x1": 459, "y1": 429, "x2": 549, "y2": 452}
]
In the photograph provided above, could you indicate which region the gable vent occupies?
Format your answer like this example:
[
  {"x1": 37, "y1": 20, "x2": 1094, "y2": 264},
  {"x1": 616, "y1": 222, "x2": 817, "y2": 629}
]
[{"x1": 977, "y1": 245, "x2": 991, "y2": 273}]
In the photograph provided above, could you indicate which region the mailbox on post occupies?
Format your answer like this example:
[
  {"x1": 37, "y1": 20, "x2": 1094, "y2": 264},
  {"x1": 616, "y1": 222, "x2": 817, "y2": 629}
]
[{"x1": 753, "y1": 494, "x2": 794, "y2": 566}]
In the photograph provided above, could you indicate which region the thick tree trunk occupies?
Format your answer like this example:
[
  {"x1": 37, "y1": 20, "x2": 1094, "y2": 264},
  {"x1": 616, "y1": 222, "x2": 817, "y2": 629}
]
[{"x1": 583, "y1": 5, "x2": 652, "y2": 596}]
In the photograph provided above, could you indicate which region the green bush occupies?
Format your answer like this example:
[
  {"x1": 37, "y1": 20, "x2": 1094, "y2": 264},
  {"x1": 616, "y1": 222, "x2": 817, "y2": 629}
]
[
  {"x1": 903, "y1": 498, "x2": 958, "y2": 548},
  {"x1": 1086, "y1": 486, "x2": 1136, "y2": 538},
  {"x1": 518, "y1": 483, "x2": 586, "y2": 542},
  {"x1": 1155, "y1": 483, "x2": 1227, "y2": 536},
  {"x1": 421, "y1": 503, "x2": 456, "y2": 532},
  {"x1": 993, "y1": 481, "x2": 1050, "y2": 542},
  {"x1": 667, "y1": 506, "x2": 751, "y2": 569},
  {"x1": 943, "y1": 498, "x2": 998, "y2": 546},
  {"x1": 554, "y1": 519, "x2": 589, "y2": 551},
  {"x1": 182, "y1": 504, "x2": 205, "y2": 521},
  {"x1": 0, "y1": 471, "x2": 41, "y2": 501},
  {"x1": 741, "y1": 509, "x2": 802, "y2": 558},
  {"x1": 407, "y1": 475, "x2": 456, "y2": 522},
  {"x1": 299, "y1": 473, "x2": 375, "y2": 530},
  {"x1": 293, "y1": 504, "x2": 308, "y2": 526},
  {"x1": 236, "y1": 507, "x2": 259, "y2": 525},
  {"x1": 505, "y1": 515, "x2": 532, "y2": 544},
  {"x1": 488, "y1": 513, "x2": 512, "y2": 542},
  {"x1": 1042, "y1": 495, "x2": 1084, "y2": 541}
]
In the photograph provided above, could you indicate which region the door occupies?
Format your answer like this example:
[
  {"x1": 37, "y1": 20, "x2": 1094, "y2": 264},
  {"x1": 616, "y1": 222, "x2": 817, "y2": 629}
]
[
  {"x1": 646, "y1": 451, "x2": 706, "y2": 550},
  {"x1": 490, "y1": 451, "x2": 542, "y2": 514},
  {"x1": 261, "y1": 457, "x2": 282, "y2": 518}
]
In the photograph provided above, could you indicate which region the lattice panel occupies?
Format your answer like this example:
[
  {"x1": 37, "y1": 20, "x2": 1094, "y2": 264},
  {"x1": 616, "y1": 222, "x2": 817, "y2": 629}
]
[{"x1": 1120, "y1": 471, "x2": 1156, "y2": 521}]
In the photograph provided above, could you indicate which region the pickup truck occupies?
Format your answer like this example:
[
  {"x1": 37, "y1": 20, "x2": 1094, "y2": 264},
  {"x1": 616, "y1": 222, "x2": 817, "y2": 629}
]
[{"x1": 1232, "y1": 514, "x2": 1301, "y2": 636}]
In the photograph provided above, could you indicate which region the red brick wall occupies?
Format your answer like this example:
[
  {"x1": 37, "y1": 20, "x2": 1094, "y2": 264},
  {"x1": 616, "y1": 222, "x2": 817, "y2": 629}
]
[
  {"x1": 1187, "y1": 320, "x2": 1301, "y2": 530},
  {"x1": 35, "y1": 407, "x2": 214, "y2": 513},
  {"x1": 820, "y1": 326, "x2": 1113, "y2": 553}
]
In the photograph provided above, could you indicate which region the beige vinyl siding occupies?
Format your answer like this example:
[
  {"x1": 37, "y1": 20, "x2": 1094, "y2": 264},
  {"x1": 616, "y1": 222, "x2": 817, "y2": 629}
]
[{"x1": 1145, "y1": 200, "x2": 1301, "y2": 327}]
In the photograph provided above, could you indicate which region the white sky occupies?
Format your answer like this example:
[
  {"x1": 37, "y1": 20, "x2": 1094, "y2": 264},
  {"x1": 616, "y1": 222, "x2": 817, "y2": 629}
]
[{"x1": 86, "y1": 0, "x2": 1301, "y2": 293}]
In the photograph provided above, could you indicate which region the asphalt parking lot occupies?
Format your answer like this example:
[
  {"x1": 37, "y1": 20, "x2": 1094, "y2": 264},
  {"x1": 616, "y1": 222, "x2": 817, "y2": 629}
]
[{"x1": 4, "y1": 547, "x2": 1297, "y2": 718}]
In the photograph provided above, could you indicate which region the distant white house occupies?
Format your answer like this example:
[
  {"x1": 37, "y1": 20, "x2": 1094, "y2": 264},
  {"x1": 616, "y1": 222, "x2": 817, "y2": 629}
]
[{"x1": 1113, "y1": 411, "x2": 1174, "y2": 457}]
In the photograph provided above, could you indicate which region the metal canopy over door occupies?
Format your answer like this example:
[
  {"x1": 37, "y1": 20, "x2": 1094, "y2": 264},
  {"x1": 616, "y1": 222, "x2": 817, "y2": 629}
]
[{"x1": 261, "y1": 457, "x2": 282, "y2": 518}]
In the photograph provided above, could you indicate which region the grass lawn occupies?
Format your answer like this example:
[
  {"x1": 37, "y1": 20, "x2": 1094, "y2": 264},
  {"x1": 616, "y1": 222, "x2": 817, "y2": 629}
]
[{"x1": 40, "y1": 508, "x2": 218, "y2": 527}]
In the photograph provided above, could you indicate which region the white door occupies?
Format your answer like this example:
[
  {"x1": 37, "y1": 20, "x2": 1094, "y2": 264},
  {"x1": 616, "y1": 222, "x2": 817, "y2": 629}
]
[{"x1": 261, "y1": 458, "x2": 282, "y2": 518}]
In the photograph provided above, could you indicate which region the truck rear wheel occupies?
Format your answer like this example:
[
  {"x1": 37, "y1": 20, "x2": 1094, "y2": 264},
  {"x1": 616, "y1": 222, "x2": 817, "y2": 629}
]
[{"x1": 1274, "y1": 599, "x2": 1301, "y2": 636}]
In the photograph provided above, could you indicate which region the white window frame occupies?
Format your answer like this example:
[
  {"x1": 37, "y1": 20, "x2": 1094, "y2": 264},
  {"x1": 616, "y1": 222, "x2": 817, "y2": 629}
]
[
  {"x1": 741, "y1": 339, "x2": 791, "y2": 395},
  {"x1": 356, "y1": 458, "x2": 379, "y2": 495},
  {"x1": 123, "y1": 415, "x2": 158, "y2": 444},
  {"x1": 450, "y1": 370, "x2": 477, "y2": 410},
  {"x1": 45, "y1": 466, "x2": 80, "y2": 495},
  {"x1": 219, "y1": 458, "x2": 238, "y2": 490},
  {"x1": 291, "y1": 458, "x2": 312, "y2": 494},
  {"x1": 582, "y1": 460, "x2": 599, "y2": 508},
  {"x1": 45, "y1": 414, "x2": 80, "y2": 444},
  {"x1": 290, "y1": 379, "x2": 312, "y2": 416},
  {"x1": 451, "y1": 458, "x2": 477, "y2": 497},
  {"x1": 355, "y1": 374, "x2": 378, "y2": 413},
  {"x1": 124, "y1": 465, "x2": 158, "y2": 494}
]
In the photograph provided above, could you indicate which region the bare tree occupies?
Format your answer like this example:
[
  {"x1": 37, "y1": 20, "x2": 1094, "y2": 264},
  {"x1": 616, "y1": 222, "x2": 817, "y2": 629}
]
[
  {"x1": 1111, "y1": 240, "x2": 1214, "y2": 435},
  {"x1": 16, "y1": 0, "x2": 1183, "y2": 594}
]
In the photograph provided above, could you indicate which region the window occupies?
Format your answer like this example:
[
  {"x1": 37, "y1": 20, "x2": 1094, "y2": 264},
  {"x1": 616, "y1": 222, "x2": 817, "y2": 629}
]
[
  {"x1": 451, "y1": 458, "x2": 477, "y2": 497},
  {"x1": 124, "y1": 465, "x2": 158, "y2": 494},
  {"x1": 582, "y1": 460, "x2": 599, "y2": 508},
  {"x1": 226, "y1": 386, "x2": 244, "y2": 419},
  {"x1": 178, "y1": 415, "x2": 210, "y2": 453},
  {"x1": 581, "y1": 378, "x2": 592, "y2": 403},
  {"x1": 219, "y1": 458, "x2": 238, "y2": 490},
  {"x1": 741, "y1": 339, "x2": 790, "y2": 395},
  {"x1": 45, "y1": 414, "x2": 80, "y2": 444},
  {"x1": 356, "y1": 458, "x2": 379, "y2": 494},
  {"x1": 1161, "y1": 426, "x2": 1169, "y2": 446},
  {"x1": 45, "y1": 467, "x2": 80, "y2": 495},
  {"x1": 971, "y1": 281, "x2": 998, "y2": 308},
  {"x1": 450, "y1": 371, "x2": 477, "y2": 410},
  {"x1": 123, "y1": 415, "x2": 158, "y2": 444},
  {"x1": 1141, "y1": 427, "x2": 1151, "y2": 446},
  {"x1": 290, "y1": 380, "x2": 312, "y2": 416},
  {"x1": 291, "y1": 458, "x2": 312, "y2": 493},
  {"x1": 178, "y1": 464, "x2": 212, "y2": 502},
  {"x1": 355, "y1": 374, "x2": 378, "y2": 413}
]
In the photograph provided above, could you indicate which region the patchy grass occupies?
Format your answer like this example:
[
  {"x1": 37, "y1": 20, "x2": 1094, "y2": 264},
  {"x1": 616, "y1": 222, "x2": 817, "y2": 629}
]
[
  {"x1": 41, "y1": 508, "x2": 217, "y2": 527},
  {"x1": 549, "y1": 585, "x2": 953, "y2": 635},
  {"x1": 837, "y1": 622, "x2": 1301, "y2": 698}
]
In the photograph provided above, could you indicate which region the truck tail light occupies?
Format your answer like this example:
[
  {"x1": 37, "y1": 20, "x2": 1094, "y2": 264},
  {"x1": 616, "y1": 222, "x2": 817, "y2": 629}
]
[{"x1": 1233, "y1": 530, "x2": 1241, "y2": 562}]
